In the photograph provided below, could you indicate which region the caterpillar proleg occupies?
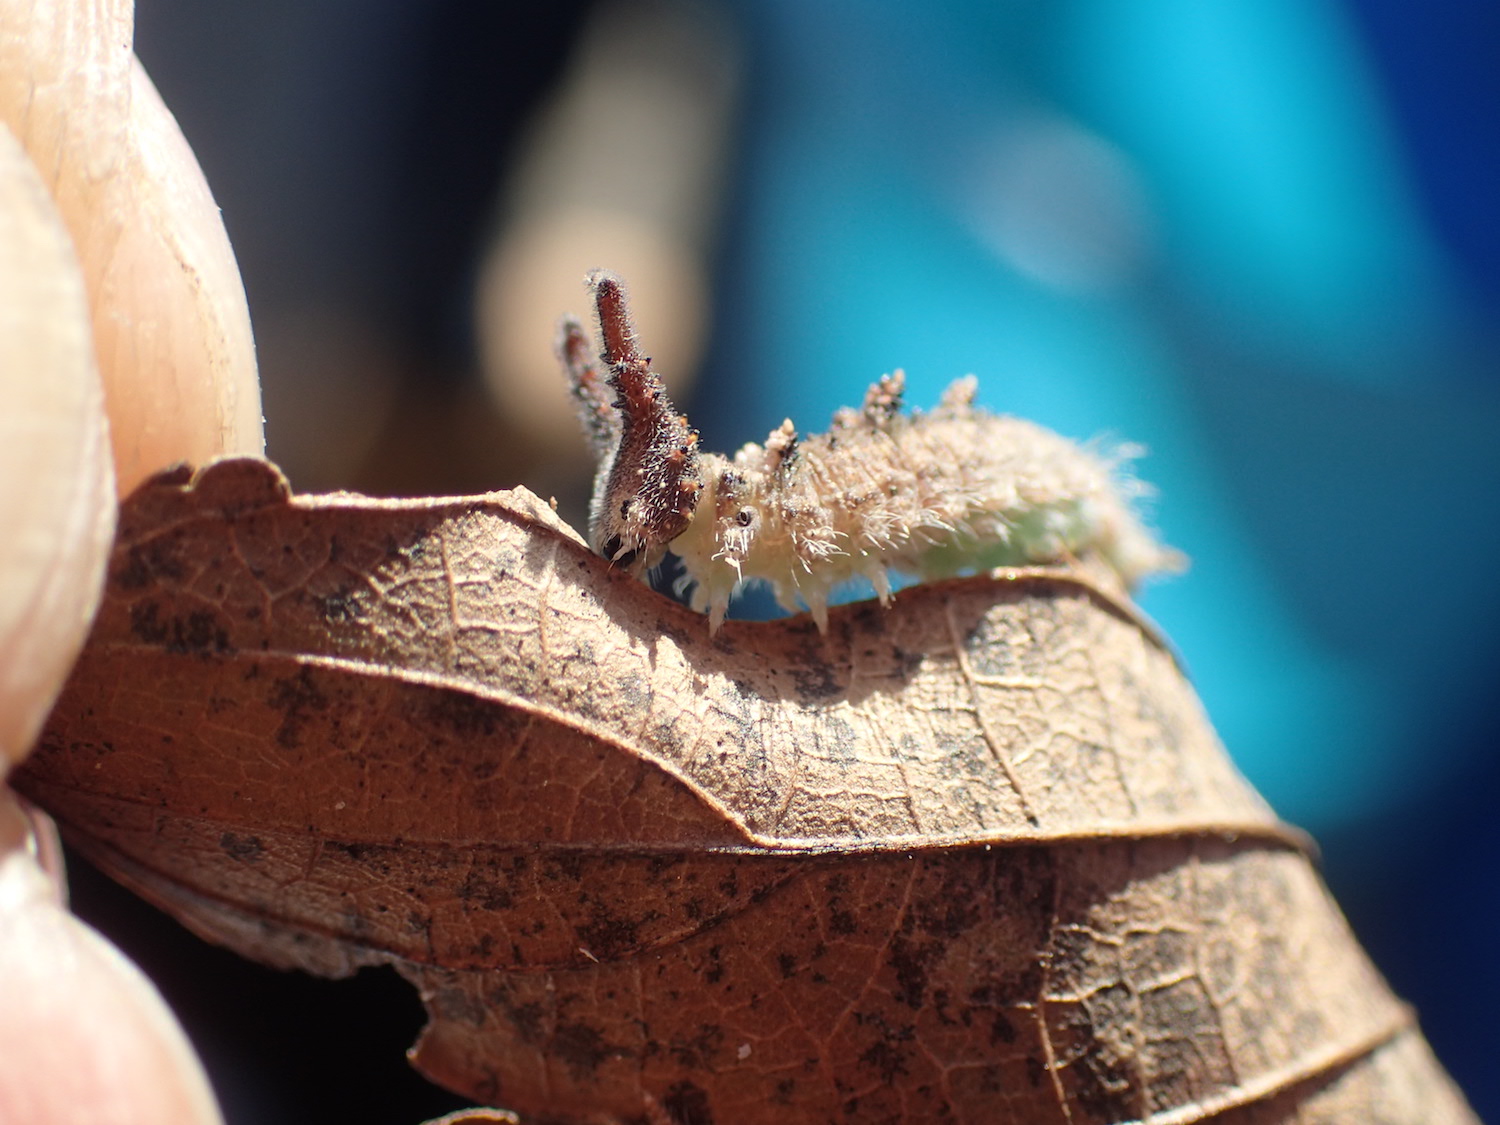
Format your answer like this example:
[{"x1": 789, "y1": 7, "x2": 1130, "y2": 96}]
[{"x1": 558, "y1": 270, "x2": 1182, "y2": 633}]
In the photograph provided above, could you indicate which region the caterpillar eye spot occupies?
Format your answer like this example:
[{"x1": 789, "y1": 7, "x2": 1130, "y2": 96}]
[{"x1": 736, "y1": 510, "x2": 754, "y2": 527}]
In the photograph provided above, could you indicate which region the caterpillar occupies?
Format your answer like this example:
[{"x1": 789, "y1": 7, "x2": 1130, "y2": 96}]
[{"x1": 557, "y1": 270, "x2": 1182, "y2": 633}]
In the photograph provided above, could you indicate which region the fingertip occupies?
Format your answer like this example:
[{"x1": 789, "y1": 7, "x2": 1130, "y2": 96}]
[{"x1": 0, "y1": 823, "x2": 224, "y2": 1125}]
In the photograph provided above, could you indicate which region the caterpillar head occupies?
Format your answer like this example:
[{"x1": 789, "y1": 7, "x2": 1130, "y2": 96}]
[
  {"x1": 591, "y1": 426, "x2": 702, "y2": 573},
  {"x1": 557, "y1": 271, "x2": 704, "y2": 573}
]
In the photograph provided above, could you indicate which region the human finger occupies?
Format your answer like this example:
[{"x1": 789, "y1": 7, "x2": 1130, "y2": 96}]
[{"x1": 0, "y1": 0, "x2": 262, "y2": 494}]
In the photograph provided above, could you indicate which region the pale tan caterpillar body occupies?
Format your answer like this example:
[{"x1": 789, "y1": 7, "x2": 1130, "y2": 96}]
[{"x1": 560, "y1": 271, "x2": 1182, "y2": 633}]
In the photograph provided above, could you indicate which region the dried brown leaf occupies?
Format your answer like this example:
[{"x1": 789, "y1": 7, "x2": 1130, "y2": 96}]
[{"x1": 17, "y1": 457, "x2": 1476, "y2": 1124}]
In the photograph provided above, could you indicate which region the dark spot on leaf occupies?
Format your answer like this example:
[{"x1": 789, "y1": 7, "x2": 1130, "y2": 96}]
[
  {"x1": 930, "y1": 987, "x2": 961, "y2": 1027},
  {"x1": 914, "y1": 882, "x2": 982, "y2": 939},
  {"x1": 990, "y1": 1010, "x2": 1018, "y2": 1046},
  {"x1": 315, "y1": 586, "x2": 366, "y2": 623},
  {"x1": 667, "y1": 1023, "x2": 724, "y2": 1069},
  {"x1": 113, "y1": 548, "x2": 153, "y2": 590},
  {"x1": 421, "y1": 690, "x2": 503, "y2": 739},
  {"x1": 325, "y1": 841, "x2": 382, "y2": 864},
  {"x1": 218, "y1": 832, "x2": 264, "y2": 862},
  {"x1": 268, "y1": 668, "x2": 329, "y2": 749},
  {"x1": 457, "y1": 874, "x2": 513, "y2": 912},
  {"x1": 887, "y1": 935, "x2": 934, "y2": 1009},
  {"x1": 489, "y1": 991, "x2": 545, "y2": 1045},
  {"x1": 551, "y1": 1021, "x2": 629, "y2": 1078},
  {"x1": 662, "y1": 1079, "x2": 714, "y2": 1125},
  {"x1": 1071, "y1": 1050, "x2": 1135, "y2": 1120},
  {"x1": 889, "y1": 645, "x2": 925, "y2": 680},
  {"x1": 129, "y1": 601, "x2": 168, "y2": 646},
  {"x1": 658, "y1": 621, "x2": 691, "y2": 647},
  {"x1": 973, "y1": 1065, "x2": 1005, "y2": 1094},
  {"x1": 618, "y1": 674, "x2": 650, "y2": 712},
  {"x1": 811, "y1": 712, "x2": 858, "y2": 764},
  {"x1": 791, "y1": 657, "x2": 842, "y2": 699},
  {"x1": 575, "y1": 912, "x2": 642, "y2": 960},
  {"x1": 857, "y1": 1024, "x2": 914, "y2": 1083},
  {"x1": 703, "y1": 945, "x2": 725, "y2": 984},
  {"x1": 647, "y1": 854, "x2": 685, "y2": 879},
  {"x1": 172, "y1": 610, "x2": 232, "y2": 655},
  {"x1": 547, "y1": 852, "x2": 585, "y2": 881},
  {"x1": 431, "y1": 987, "x2": 487, "y2": 1028}
]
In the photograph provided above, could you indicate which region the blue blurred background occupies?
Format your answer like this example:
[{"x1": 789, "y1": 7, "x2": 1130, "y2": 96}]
[{"x1": 70, "y1": 0, "x2": 1499, "y2": 1120}]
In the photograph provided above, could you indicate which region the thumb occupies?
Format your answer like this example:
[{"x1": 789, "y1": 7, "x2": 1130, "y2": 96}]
[{"x1": 0, "y1": 0, "x2": 263, "y2": 495}]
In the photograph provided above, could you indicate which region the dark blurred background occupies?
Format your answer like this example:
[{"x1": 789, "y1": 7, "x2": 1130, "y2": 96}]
[{"x1": 65, "y1": 0, "x2": 1500, "y2": 1120}]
